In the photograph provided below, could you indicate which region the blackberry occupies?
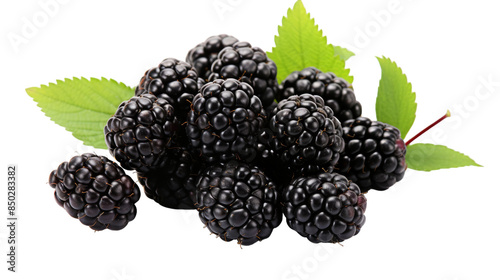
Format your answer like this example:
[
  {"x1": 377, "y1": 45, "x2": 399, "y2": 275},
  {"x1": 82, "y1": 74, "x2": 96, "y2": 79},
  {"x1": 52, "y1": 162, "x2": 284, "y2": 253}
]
[
  {"x1": 282, "y1": 172, "x2": 367, "y2": 243},
  {"x1": 267, "y1": 94, "x2": 345, "y2": 175},
  {"x1": 48, "y1": 153, "x2": 140, "y2": 231},
  {"x1": 279, "y1": 67, "x2": 362, "y2": 123},
  {"x1": 186, "y1": 34, "x2": 239, "y2": 80},
  {"x1": 255, "y1": 128, "x2": 294, "y2": 192},
  {"x1": 104, "y1": 94, "x2": 179, "y2": 173},
  {"x1": 208, "y1": 41, "x2": 278, "y2": 114},
  {"x1": 137, "y1": 149, "x2": 203, "y2": 209},
  {"x1": 336, "y1": 117, "x2": 407, "y2": 192},
  {"x1": 135, "y1": 58, "x2": 200, "y2": 122},
  {"x1": 196, "y1": 160, "x2": 282, "y2": 246},
  {"x1": 197, "y1": 77, "x2": 207, "y2": 91},
  {"x1": 186, "y1": 78, "x2": 265, "y2": 163}
]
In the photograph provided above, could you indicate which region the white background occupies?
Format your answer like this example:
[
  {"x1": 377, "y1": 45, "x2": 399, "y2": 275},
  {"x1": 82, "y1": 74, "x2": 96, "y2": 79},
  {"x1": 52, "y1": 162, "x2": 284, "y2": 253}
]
[{"x1": 1, "y1": 0, "x2": 499, "y2": 279}]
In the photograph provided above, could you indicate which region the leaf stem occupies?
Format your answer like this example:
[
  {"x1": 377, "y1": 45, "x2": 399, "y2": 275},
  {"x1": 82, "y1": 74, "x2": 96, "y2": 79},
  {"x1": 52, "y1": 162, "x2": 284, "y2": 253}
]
[{"x1": 405, "y1": 110, "x2": 451, "y2": 146}]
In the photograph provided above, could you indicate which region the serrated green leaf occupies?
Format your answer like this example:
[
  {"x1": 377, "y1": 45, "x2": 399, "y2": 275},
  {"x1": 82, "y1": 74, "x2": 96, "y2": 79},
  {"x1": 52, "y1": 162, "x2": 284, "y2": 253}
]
[
  {"x1": 267, "y1": 0, "x2": 353, "y2": 84},
  {"x1": 376, "y1": 56, "x2": 417, "y2": 139},
  {"x1": 333, "y1": 45, "x2": 355, "y2": 61},
  {"x1": 26, "y1": 77, "x2": 134, "y2": 149},
  {"x1": 406, "y1": 143, "x2": 482, "y2": 171}
]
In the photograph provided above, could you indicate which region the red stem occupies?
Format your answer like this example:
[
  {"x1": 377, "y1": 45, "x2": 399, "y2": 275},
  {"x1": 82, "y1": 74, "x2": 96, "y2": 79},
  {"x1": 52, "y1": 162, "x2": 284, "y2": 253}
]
[{"x1": 405, "y1": 110, "x2": 451, "y2": 146}]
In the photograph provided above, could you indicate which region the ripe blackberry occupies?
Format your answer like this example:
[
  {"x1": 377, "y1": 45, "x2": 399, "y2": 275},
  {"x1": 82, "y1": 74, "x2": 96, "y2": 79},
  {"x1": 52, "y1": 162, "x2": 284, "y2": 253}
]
[
  {"x1": 104, "y1": 94, "x2": 179, "y2": 173},
  {"x1": 336, "y1": 117, "x2": 407, "y2": 192},
  {"x1": 282, "y1": 172, "x2": 367, "y2": 243},
  {"x1": 267, "y1": 94, "x2": 345, "y2": 175},
  {"x1": 186, "y1": 34, "x2": 239, "y2": 80},
  {"x1": 48, "y1": 153, "x2": 141, "y2": 231},
  {"x1": 186, "y1": 78, "x2": 265, "y2": 163},
  {"x1": 255, "y1": 128, "x2": 294, "y2": 192},
  {"x1": 196, "y1": 160, "x2": 282, "y2": 246},
  {"x1": 208, "y1": 41, "x2": 279, "y2": 114},
  {"x1": 135, "y1": 58, "x2": 200, "y2": 122},
  {"x1": 279, "y1": 67, "x2": 362, "y2": 123},
  {"x1": 137, "y1": 149, "x2": 203, "y2": 209},
  {"x1": 197, "y1": 77, "x2": 207, "y2": 91}
]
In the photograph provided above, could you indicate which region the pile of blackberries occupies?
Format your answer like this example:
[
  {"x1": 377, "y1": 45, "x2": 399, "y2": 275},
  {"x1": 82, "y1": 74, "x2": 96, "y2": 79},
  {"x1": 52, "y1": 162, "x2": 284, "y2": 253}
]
[{"x1": 48, "y1": 34, "x2": 407, "y2": 246}]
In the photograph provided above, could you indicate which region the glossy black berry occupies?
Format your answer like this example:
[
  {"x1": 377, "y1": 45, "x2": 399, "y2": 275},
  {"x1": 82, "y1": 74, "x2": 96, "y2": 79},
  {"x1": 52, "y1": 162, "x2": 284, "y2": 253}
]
[
  {"x1": 279, "y1": 67, "x2": 362, "y2": 123},
  {"x1": 135, "y1": 58, "x2": 200, "y2": 122},
  {"x1": 186, "y1": 78, "x2": 265, "y2": 163},
  {"x1": 48, "y1": 153, "x2": 141, "y2": 231},
  {"x1": 208, "y1": 41, "x2": 279, "y2": 114},
  {"x1": 282, "y1": 172, "x2": 367, "y2": 243},
  {"x1": 267, "y1": 94, "x2": 345, "y2": 175},
  {"x1": 137, "y1": 149, "x2": 203, "y2": 209},
  {"x1": 196, "y1": 160, "x2": 282, "y2": 246},
  {"x1": 254, "y1": 128, "x2": 294, "y2": 192},
  {"x1": 336, "y1": 117, "x2": 407, "y2": 192},
  {"x1": 186, "y1": 34, "x2": 239, "y2": 80},
  {"x1": 104, "y1": 94, "x2": 179, "y2": 173}
]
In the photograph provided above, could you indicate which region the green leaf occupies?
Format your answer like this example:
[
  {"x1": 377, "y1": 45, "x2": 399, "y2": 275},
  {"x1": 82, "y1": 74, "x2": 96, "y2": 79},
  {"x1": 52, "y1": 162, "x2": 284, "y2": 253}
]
[
  {"x1": 26, "y1": 77, "x2": 134, "y2": 149},
  {"x1": 267, "y1": 0, "x2": 353, "y2": 84},
  {"x1": 333, "y1": 45, "x2": 355, "y2": 61},
  {"x1": 376, "y1": 56, "x2": 417, "y2": 139},
  {"x1": 406, "y1": 143, "x2": 482, "y2": 171}
]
